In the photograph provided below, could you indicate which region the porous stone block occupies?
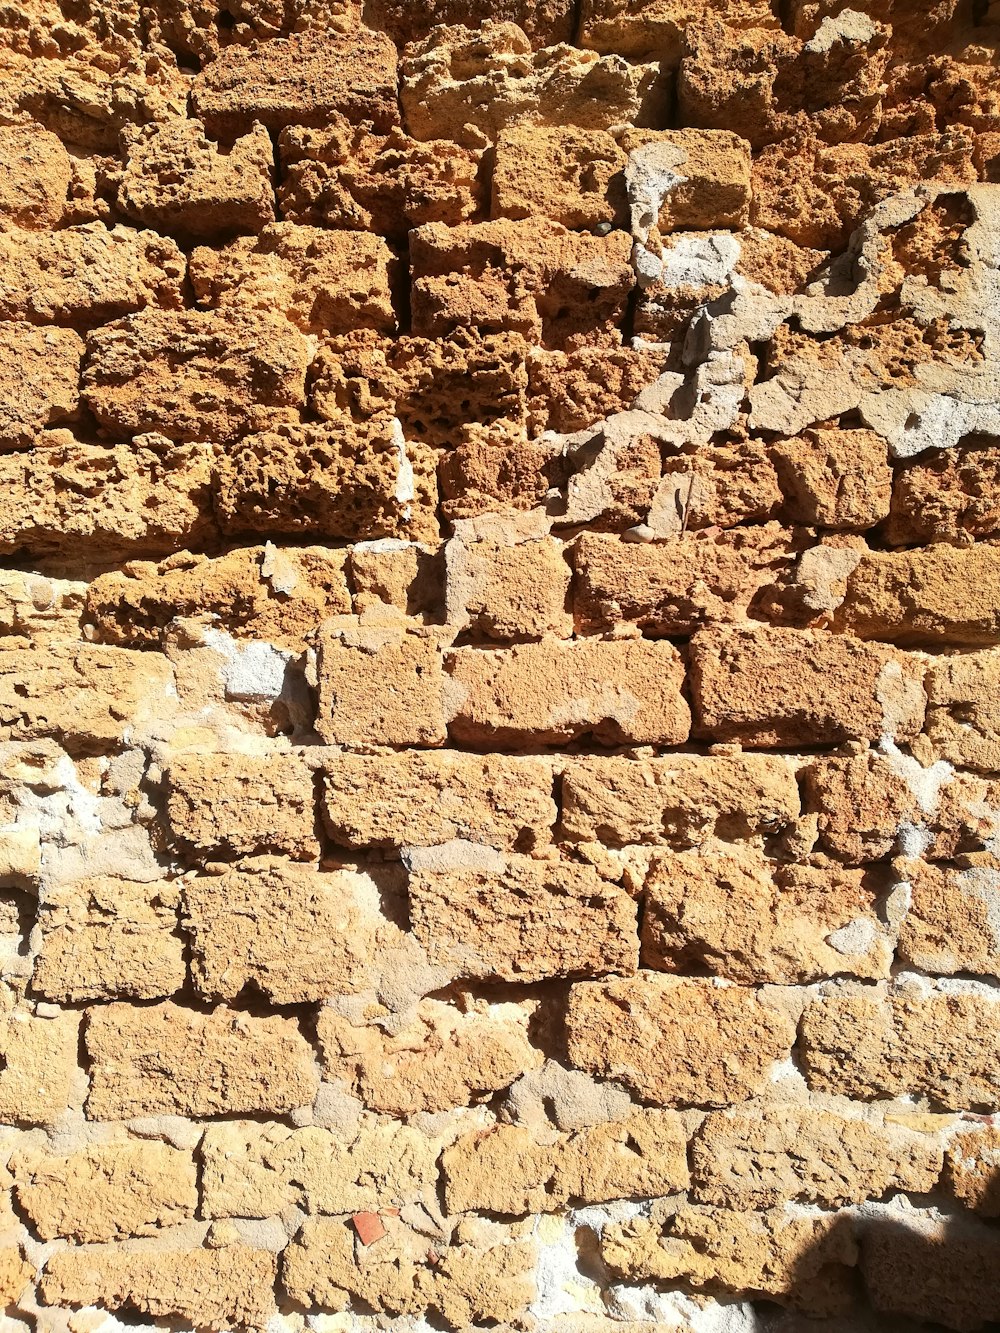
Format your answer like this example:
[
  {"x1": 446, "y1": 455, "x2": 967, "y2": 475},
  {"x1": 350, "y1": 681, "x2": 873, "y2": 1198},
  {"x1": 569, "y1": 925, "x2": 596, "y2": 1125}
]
[
  {"x1": 0, "y1": 323, "x2": 83, "y2": 450},
  {"x1": 885, "y1": 444, "x2": 1000, "y2": 545},
  {"x1": 623, "y1": 128, "x2": 753, "y2": 231},
  {"x1": 491, "y1": 126, "x2": 627, "y2": 229},
  {"x1": 771, "y1": 428, "x2": 893, "y2": 529},
  {"x1": 0, "y1": 122, "x2": 72, "y2": 228},
  {"x1": 0, "y1": 1010, "x2": 80, "y2": 1126},
  {"x1": 926, "y1": 649, "x2": 1000, "y2": 773},
  {"x1": 896, "y1": 856, "x2": 1000, "y2": 975},
  {"x1": 445, "y1": 519, "x2": 572, "y2": 641}
]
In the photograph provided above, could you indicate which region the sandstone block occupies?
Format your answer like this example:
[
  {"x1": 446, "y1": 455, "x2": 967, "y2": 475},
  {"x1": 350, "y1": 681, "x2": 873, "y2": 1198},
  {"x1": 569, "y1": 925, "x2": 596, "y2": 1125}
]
[
  {"x1": 573, "y1": 527, "x2": 797, "y2": 635},
  {"x1": 442, "y1": 1110, "x2": 689, "y2": 1213},
  {"x1": 86, "y1": 545, "x2": 351, "y2": 650},
  {"x1": 0, "y1": 222, "x2": 184, "y2": 325},
  {"x1": 41, "y1": 1244, "x2": 277, "y2": 1332},
  {"x1": 771, "y1": 428, "x2": 892, "y2": 529},
  {"x1": 83, "y1": 308, "x2": 309, "y2": 445},
  {"x1": 895, "y1": 856, "x2": 1000, "y2": 976},
  {"x1": 183, "y1": 859, "x2": 381, "y2": 1004},
  {"x1": 0, "y1": 122, "x2": 72, "y2": 228},
  {"x1": 318, "y1": 998, "x2": 540, "y2": 1115},
  {"x1": 800, "y1": 981, "x2": 1000, "y2": 1109},
  {"x1": 0, "y1": 437, "x2": 214, "y2": 560},
  {"x1": 85, "y1": 1002, "x2": 318, "y2": 1118},
  {"x1": 491, "y1": 126, "x2": 627, "y2": 229},
  {"x1": 31, "y1": 878, "x2": 185, "y2": 1003},
  {"x1": 321, "y1": 750, "x2": 555, "y2": 850},
  {"x1": 835, "y1": 545, "x2": 1000, "y2": 646},
  {"x1": 400, "y1": 22, "x2": 668, "y2": 145},
  {"x1": 579, "y1": 0, "x2": 780, "y2": 59},
  {"x1": 527, "y1": 344, "x2": 666, "y2": 435},
  {"x1": 12, "y1": 1142, "x2": 197, "y2": 1243},
  {"x1": 439, "y1": 435, "x2": 558, "y2": 520},
  {"x1": 926, "y1": 650, "x2": 1000, "y2": 773},
  {"x1": 367, "y1": 0, "x2": 574, "y2": 48},
  {"x1": 602, "y1": 1203, "x2": 857, "y2": 1314},
  {"x1": 642, "y1": 851, "x2": 893, "y2": 983},
  {"x1": 560, "y1": 752, "x2": 800, "y2": 847},
  {"x1": 0, "y1": 1009, "x2": 80, "y2": 1125},
  {"x1": 801, "y1": 749, "x2": 922, "y2": 864},
  {"x1": 0, "y1": 1246, "x2": 32, "y2": 1306},
  {"x1": 691, "y1": 1102, "x2": 943, "y2": 1209},
  {"x1": 0, "y1": 641, "x2": 173, "y2": 749},
  {"x1": 118, "y1": 118, "x2": 274, "y2": 237},
  {"x1": 566, "y1": 974, "x2": 796, "y2": 1106},
  {"x1": 445, "y1": 637, "x2": 691, "y2": 748},
  {"x1": 164, "y1": 751, "x2": 315, "y2": 860},
  {"x1": 0, "y1": 323, "x2": 82, "y2": 450},
  {"x1": 650, "y1": 439, "x2": 782, "y2": 532},
  {"x1": 190, "y1": 223, "x2": 396, "y2": 337},
  {"x1": 886, "y1": 443, "x2": 1000, "y2": 545},
  {"x1": 213, "y1": 419, "x2": 438, "y2": 544},
  {"x1": 409, "y1": 854, "x2": 638, "y2": 982},
  {"x1": 446, "y1": 521, "x2": 572, "y2": 641},
  {"x1": 192, "y1": 28, "x2": 399, "y2": 136},
  {"x1": 409, "y1": 216, "x2": 633, "y2": 350},
  {"x1": 279, "y1": 121, "x2": 484, "y2": 239},
  {"x1": 624, "y1": 128, "x2": 752, "y2": 231},
  {"x1": 689, "y1": 624, "x2": 926, "y2": 747},
  {"x1": 945, "y1": 1125, "x2": 1000, "y2": 1217},
  {"x1": 316, "y1": 614, "x2": 449, "y2": 746}
]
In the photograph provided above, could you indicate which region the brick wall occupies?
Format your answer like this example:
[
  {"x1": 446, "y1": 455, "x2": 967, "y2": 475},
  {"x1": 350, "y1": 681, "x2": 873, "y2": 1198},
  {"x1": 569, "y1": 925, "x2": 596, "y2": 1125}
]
[{"x1": 0, "y1": 0, "x2": 1000, "y2": 1330}]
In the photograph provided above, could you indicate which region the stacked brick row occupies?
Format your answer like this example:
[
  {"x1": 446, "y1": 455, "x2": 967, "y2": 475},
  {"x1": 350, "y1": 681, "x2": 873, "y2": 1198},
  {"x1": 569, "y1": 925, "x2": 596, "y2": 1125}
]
[{"x1": 1, "y1": 0, "x2": 1000, "y2": 1329}]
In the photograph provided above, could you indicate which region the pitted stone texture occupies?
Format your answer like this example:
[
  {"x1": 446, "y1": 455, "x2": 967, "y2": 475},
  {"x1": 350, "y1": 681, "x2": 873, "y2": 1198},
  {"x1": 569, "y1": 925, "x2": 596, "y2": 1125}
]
[
  {"x1": 945, "y1": 1125, "x2": 1000, "y2": 1217},
  {"x1": 31, "y1": 878, "x2": 185, "y2": 1003},
  {"x1": 409, "y1": 854, "x2": 638, "y2": 982},
  {"x1": 445, "y1": 637, "x2": 691, "y2": 748},
  {"x1": 566, "y1": 974, "x2": 796, "y2": 1107},
  {"x1": 0, "y1": 223, "x2": 184, "y2": 325},
  {"x1": 446, "y1": 520, "x2": 572, "y2": 641},
  {"x1": 800, "y1": 981, "x2": 1000, "y2": 1110},
  {"x1": 0, "y1": 122, "x2": 73, "y2": 228},
  {"x1": 367, "y1": 0, "x2": 574, "y2": 49},
  {"x1": 886, "y1": 444, "x2": 1000, "y2": 546},
  {"x1": 642, "y1": 851, "x2": 893, "y2": 983},
  {"x1": 192, "y1": 28, "x2": 399, "y2": 136},
  {"x1": 0, "y1": 323, "x2": 83, "y2": 451},
  {"x1": 86, "y1": 546, "x2": 351, "y2": 649},
  {"x1": 0, "y1": 438, "x2": 214, "y2": 560},
  {"x1": 442, "y1": 1110, "x2": 689, "y2": 1213},
  {"x1": 400, "y1": 22, "x2": 669, "y2": 145},
  {"x1": 579, "y1": 0, "x2": 780, "y2": 59},
  {"x1": 164, "y1": 751, "x2": 316, "y2": 861},
  {"x1": 895, "y1": 856, "x2": 1000, "y2": 975},
  {"x1": 41, "y1": 1243, "x2": 278, "y2": 1332},
  {"x1": 214, "y1": 419, "x2": 438, "y2": 544},
  {"x1": 560, "y1": 752, "x2": 800, "y2": 848},
  {"x1": 190, "y1": 223, "x2": 396, "y2": 337},
  {"x1": 85, "y1": 1002, "x2": 319, "y2": 1119},
  {"x1": 321, "y1": 751, "x2": 555, "y2": 850},
  {"x1": 0, "y1": 1009, "x2": 80, "y2": 1126},
  {"x1": 83, "y1": 308, "x2": 309, "y2": 445},
  {"x1": 691, "y1": 1101, "x2": 944, "y2": 1209},
  {"x1": 183, "y1": 859, "x2": 382, "y2": 1004},
  {"x1": 492, "y1": 126, "x2": 627, "y2": 229},
  {"x1": 118, "y1": 119, "x2": 275, "y2": 237},
  {"x1": 689, "y1": 624, "x2": 926, "y2": 747},
  {"x1": 926, "y1": 649, "x2": 1000, "y2": 773},
  {"x1": 12, "y1": 1142, "x2": 198, "y2": 1242},
  {"x1": 771, "y1": 428, "x2": 893, "y2": 529},
  {"x1": 624, "y1": 127, "x2": 752, "y2": 231},
  {"x1": 318, "y1": 999, "x2": 540, "y2": 1115}
]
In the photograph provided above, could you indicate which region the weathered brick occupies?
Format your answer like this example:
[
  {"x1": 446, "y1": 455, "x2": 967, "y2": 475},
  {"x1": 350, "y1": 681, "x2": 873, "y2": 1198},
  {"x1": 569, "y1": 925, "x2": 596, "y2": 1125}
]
[
  {"x1": 409, "y1": 853, "x2": 638, "y2": 982},
  {"x1": 445, "y1": 638, "x2": 691, "y2": 747},
  {"x1": 164, "y1": 751, "x2": 316, "y2": 860},
  {"x1": 12, "y1": 1142, "x2": 197, "y2": 1243},
  {"x1": 321, "y1": 751, "x2": 555, "y2": 850},
  {"x1": 560, "y1": 752, "x2": 800, "y2": 847},
  {"x1": 183, "y1": 859, "x2": 380, "y2": 1004},
  {"x1": 566, "y1": 974, "x2": 796, "y2": 1107},
  {"x1": 31, "y1": 878, "x2": 185, "y2": 1003},
  {"x1": 689, "y1": 624, "x2": 926, "y2": 747},
  {"x1": 85, "y1": 1002, "x2": 318, "y2": 1118}
]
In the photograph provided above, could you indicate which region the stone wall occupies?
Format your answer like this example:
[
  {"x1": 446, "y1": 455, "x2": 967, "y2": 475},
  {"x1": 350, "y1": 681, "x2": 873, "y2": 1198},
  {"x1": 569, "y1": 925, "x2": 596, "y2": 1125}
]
[{"x1": 1, "y1": 0, "x2": 1000, "y2": 1330}]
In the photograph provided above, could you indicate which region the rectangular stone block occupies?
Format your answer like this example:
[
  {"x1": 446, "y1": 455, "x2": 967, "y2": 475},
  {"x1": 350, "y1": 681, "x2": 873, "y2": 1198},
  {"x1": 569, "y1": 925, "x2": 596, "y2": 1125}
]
[
  {"x1": 0, "y1": 322, "x2": 82, "y2": 450},
  {"x1": 321, "y1": 751, "x2": 555, "y2": 850},
  {"x1": 31, "y1": 878, "x2": 185, "y2": 1003},
  {"x1": 446, "y1": 519, "x2": 572, "y2": 642},
  {"x1": 799, "y1": 980, "x2": 1000, "y2": 1109},
  {"x1": 0, "y1": 438, "x2": 213, "y2": 562},
  {"x1": 408, "y1": 851, "x2": 638, "y2": 982},
  {"x1": 85, "y1": 1002, "x2": 319, "y2": 1119},
  {"x1": 183, "y1": 859, "x2": 380, "y2": 1004},
  {"x1": 193, "y1": 29, "x2": 399, "y2": 136},
  {"x1": 560, "y1": 752, "x2": 800, "y2": 847},
  {"x1": 689, "y1": 624, "x2": 926, "y2": 747},
  {"x1": 164, "y1": 750, "x2": 316, "y2": 860},
  {"x1": 622, "y1": 128, "x2": 752, "y2": 230},
  {"x1": 214, "y1": 418, "x2": 439, "y2": 544},
  {"x1": 925, "y1": 648, "x2": 1000, "y2": 772},
  {"x1": 11, "y1": 1142, "x2": 198, "y2": 1242},
  {"x1": 315, "y1": 614, "x2": 449, "y2": 747},
  {"x1": 0, "y1": 1009, "x2": 80, "y2": 1126},
  {"x1": 566, "y1": 974, "x2": 796, "y2": 1107},
  {"x1": 446, "y1": 637, "x2": 691, "y2": 747},
  {"x1": 886, "y1": 442, "x2": 1000, "y2": 545},
  {"x1": 83, "y1": 308, "x2": 309, "y2": 445},
  {"x1": 492, "y1": 125, "x2": 627, "y2": 229}
]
